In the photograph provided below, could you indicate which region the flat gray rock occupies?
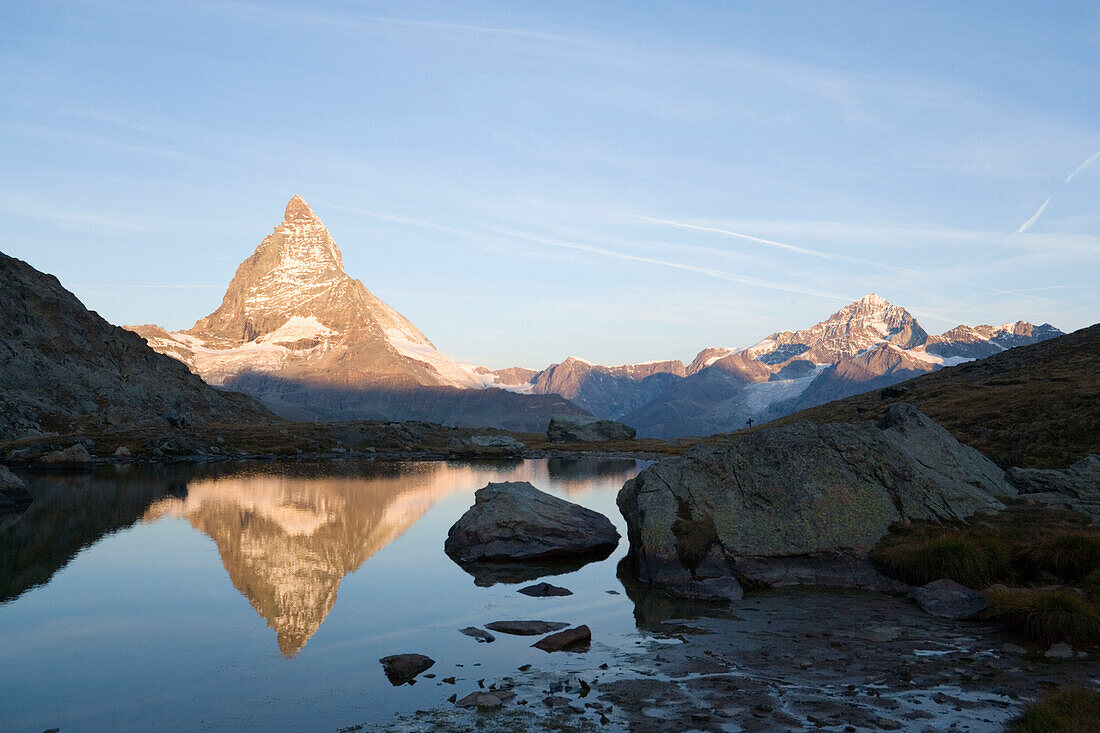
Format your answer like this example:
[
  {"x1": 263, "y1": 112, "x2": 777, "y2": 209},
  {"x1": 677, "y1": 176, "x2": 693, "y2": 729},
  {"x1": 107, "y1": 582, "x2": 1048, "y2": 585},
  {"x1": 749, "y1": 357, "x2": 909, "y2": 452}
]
[
  {"x1": 909, "y1": 579, "x2": 990, "y2": 620},
  {"x1": 485, "y1": 620, "x2": 569, "y2": 636},
  {"x1": 1007, "y1": 456, "x2": 1100, "y2": 519},
  {"x1": 547, "y1": 416, "x2": 636, "y2": 442},
  {"x1": 445, "y1": 481, "x2": 619, "y2": 563}
]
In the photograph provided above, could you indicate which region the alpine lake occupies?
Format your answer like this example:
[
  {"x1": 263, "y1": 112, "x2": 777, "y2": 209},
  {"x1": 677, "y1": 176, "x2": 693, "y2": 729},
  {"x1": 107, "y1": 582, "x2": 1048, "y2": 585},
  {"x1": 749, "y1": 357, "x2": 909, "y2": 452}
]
[{"x1": 1, "y1": 457, "x2": 1093, "y2": 732}]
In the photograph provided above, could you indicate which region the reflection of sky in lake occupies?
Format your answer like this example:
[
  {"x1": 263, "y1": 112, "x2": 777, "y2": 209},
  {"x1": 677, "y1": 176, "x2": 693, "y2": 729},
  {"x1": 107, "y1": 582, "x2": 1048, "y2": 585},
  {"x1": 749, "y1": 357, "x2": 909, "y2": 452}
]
[{"x1": 0, "y1": 458, "x2": 644, "y2": 732}]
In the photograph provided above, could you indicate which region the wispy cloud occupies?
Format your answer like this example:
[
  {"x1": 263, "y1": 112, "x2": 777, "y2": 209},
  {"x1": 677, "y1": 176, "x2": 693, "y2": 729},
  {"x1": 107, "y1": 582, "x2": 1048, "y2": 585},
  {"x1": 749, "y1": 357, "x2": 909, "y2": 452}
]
[
  {"x1": 11, "y1": 197, "x2": 155, "y2": 234},
  {"x1": 69, "y1": 283, "x2": 224, "y2": 289},
  {"x1": 331, "y1": 204, "x2": 855, "y2": 302},
  {"x1": 186, "y1": 1, "x2": 606, "y2": 49},
  {"x1": 1017, "y1": 195, "x2": 1051, "y2": 233}
]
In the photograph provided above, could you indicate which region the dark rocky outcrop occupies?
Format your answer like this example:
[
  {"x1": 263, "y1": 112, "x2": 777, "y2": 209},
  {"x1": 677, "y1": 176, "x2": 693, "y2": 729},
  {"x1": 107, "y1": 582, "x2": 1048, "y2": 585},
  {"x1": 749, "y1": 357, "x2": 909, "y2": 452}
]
[
  {"x1": 0, "y1": 250, "x2": 270, "y2": 443},
  {"x1": 0, "y1": 466, "x2": 31, "y2": 512},
  {"x1": 908, "y1": 579, "x2": 990, "y2": 620},
  {"x1": 379, "y1": 654, "x2": 434, "y2": 685},
  {"x1": 547, "y1": 416, "x2": 636, "y2": 442},
  {"x1": 34, "y1": 443, "x2": 94, "y2": 467},
  {"x1": 444, "y1": 482, "x2": 619, "y2": 563},
  {"x1": 617, "y1": 405, "x2": 1011, "y2": 600}
]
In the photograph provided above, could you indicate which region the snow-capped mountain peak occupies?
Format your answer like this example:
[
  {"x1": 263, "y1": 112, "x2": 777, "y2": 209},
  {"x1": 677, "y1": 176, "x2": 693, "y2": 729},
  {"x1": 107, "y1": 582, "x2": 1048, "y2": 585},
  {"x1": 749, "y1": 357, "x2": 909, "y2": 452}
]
[{"x1": 130, "y1": 196, "x2": 513, "y2": 393}]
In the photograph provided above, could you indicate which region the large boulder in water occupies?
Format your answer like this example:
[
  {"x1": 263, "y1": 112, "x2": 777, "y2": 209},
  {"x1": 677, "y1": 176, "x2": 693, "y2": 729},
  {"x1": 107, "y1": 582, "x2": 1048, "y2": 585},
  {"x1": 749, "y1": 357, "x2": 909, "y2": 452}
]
[
  {"x1": 547, "y1": 416, "x2": 636, "y2": 442},
  {"x1": 445, "y1": 481, "x2": 619, "y2": 563},
  {"x1": 617, "y1": 404, "x2": 1012, "y2": 599}
]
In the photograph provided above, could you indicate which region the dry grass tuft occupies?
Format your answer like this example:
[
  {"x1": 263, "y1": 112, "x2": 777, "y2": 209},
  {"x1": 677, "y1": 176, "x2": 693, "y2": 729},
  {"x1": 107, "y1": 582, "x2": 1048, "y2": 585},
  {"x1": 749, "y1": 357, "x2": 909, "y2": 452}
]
[
  {"x1": 986, "y1": 587, "x2": 1100, "y2": 647},
  {"x1": 1010, "y1": 687, "x2": 1100, "y2": 733}
]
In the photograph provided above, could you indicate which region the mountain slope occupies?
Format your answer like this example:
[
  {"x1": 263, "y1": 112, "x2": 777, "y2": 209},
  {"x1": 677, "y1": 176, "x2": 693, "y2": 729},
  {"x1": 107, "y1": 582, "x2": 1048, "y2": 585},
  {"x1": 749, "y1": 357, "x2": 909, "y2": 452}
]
[
  {"x1": 131, "y1": 197, "x2": 585, "y2": 429},
  {"x1": 757, "y1": 323, "x2": 1099, "y2": 469},
  {"x1": 0, "y1": 251, "x2": 270, "y2": 442}
]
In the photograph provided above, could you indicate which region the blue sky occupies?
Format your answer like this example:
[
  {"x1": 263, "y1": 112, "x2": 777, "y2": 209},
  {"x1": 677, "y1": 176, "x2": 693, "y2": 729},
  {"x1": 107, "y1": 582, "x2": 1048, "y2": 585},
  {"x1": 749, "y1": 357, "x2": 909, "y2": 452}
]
[{"x1": 2, "y1": 1, "x2": 1098, "y2": 367}]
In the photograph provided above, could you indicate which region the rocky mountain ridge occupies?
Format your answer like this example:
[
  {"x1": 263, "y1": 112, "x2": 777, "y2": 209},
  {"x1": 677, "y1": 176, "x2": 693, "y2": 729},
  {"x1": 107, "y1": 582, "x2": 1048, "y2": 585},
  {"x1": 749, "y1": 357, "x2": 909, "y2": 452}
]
[
  {"x1": 0, "y1": 251, "x2": 271, "y2": 442},
  {"x1": 514, "y1": 294, "x2": 1061, "y2": 437}
]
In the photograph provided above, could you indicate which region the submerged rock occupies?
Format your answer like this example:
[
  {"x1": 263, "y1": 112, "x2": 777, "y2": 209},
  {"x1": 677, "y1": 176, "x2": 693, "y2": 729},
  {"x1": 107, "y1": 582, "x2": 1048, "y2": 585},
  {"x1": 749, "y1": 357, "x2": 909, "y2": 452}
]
[
  {"x1": 547, "y1": 416, "x2": 636, "y2": 442},
  {"x1": 518, "y1": 582, "x2": 573, "y2": 597},
  {"x1": 908, "y1": 579, "x2": 989, "y2": 620},
  {"x1": 444, "y1": 481, "x2": 619, "y2": 563},
  {"x1": 532, "y1": 625, "x2": 591, "y2": 652},
  {"x1": 459, "y1": 627, "x2": 496, "y2": 643},
  {"x1": 617, "y1": 405, "x2": 1010, "y2": 598},
  {"x1": 455, "y1": 689, "x2": 516, "y2": 708},
  {"x1": 379, "y1": 653, "x2": 435, "y2": 685},
  {"x1": 485, "y1": 620, "x2": 569, "y2": 636}
]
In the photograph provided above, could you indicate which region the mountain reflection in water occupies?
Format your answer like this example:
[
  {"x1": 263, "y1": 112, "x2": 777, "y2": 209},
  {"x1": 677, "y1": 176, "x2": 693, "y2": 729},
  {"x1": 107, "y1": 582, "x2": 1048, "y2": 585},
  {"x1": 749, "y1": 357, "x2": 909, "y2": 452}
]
[{"x1": 134, "y1": 458, "x2": 640, "y2": 656}]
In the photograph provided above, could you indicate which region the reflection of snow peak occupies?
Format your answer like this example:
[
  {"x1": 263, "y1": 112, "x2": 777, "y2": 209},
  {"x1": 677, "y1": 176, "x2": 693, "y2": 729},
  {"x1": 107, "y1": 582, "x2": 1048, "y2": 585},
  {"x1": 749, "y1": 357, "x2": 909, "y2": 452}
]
[{"x1": 141, "y1": 459, "x2": 641, "y2": 656}]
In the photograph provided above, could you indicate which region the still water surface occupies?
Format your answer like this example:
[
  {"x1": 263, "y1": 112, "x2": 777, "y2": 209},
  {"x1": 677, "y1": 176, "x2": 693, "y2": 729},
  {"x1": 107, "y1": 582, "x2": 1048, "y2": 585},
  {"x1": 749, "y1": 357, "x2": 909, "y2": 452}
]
[{"x1": 0, "y1": 458, "x2": 646, "y2": 732}]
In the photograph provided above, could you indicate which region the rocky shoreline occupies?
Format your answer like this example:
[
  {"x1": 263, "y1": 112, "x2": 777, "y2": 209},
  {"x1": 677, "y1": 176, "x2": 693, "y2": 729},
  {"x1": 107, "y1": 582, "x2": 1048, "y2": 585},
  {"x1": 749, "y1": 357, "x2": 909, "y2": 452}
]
[{"x1": 340, "y1": 586, "x2": 1098, "y2": 732}]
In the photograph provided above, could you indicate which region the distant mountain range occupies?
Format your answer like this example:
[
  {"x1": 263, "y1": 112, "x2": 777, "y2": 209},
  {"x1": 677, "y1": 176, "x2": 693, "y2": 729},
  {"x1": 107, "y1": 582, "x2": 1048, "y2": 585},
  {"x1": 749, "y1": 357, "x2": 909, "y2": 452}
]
[
  {"x1": 516, "y1": 294, "x2": 1061, "y2": 437},
  {"x1": 127, "y1": 196, "x2": 1062, "y2": 437}
]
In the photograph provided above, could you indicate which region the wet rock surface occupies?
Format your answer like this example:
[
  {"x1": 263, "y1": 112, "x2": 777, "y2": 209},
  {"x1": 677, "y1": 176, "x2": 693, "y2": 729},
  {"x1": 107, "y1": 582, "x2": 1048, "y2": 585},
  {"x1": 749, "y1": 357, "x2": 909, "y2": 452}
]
[
  {"x1": 617, "y1": 405, "x2": 1010, "y2": 598},
  {"x1": 370, "y1": 589, "x2": 1099, "y2": 733},
  {"x1": 532, "y1": 625, "x2": 591, "y2": 652},
  {"x1": 379, "y1": 654, "x2": 435, "y2": 685},
  {"x1": 444, "y1": 481, "x2": 619, "y2": 563}
]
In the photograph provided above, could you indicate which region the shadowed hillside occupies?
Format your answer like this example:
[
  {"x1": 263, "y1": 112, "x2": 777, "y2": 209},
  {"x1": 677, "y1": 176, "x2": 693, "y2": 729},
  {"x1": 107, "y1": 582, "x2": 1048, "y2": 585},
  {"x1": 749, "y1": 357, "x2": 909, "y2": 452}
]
[{"x1": 754, "y1": 324, "x2": 1099, "y2": 469}]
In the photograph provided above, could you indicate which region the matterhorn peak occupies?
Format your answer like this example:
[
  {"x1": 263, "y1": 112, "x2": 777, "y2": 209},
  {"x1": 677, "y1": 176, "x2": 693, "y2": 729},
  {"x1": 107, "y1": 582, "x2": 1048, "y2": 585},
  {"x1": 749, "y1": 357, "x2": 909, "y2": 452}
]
[
  {"x1": 283, "y1": 194, "x2": 319, "y2": 224},
  {"x1": 857, "y1": 292, "x2": 889, "y2": 307}
]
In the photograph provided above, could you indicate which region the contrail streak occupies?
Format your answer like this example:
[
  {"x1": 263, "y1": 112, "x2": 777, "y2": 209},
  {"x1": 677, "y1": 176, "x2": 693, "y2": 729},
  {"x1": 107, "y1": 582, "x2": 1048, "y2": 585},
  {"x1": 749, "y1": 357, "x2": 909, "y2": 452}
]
[
  {"x1": 633, "y1": 214, "x2": 929, "y2": 277},
  {"x1": 1066, "y1": 149, "x2": 1100, "y2": 182},
  {"x1": 1016, "y1": 195, "x2": 1051, "y2": 233}
]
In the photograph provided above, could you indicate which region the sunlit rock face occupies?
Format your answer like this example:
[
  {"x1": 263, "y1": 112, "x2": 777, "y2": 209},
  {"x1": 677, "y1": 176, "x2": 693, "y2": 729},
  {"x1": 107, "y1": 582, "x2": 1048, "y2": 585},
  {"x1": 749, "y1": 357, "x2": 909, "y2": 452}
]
[{"x1": 144, "y1": 465, "x2": 484, "y2": 656}]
